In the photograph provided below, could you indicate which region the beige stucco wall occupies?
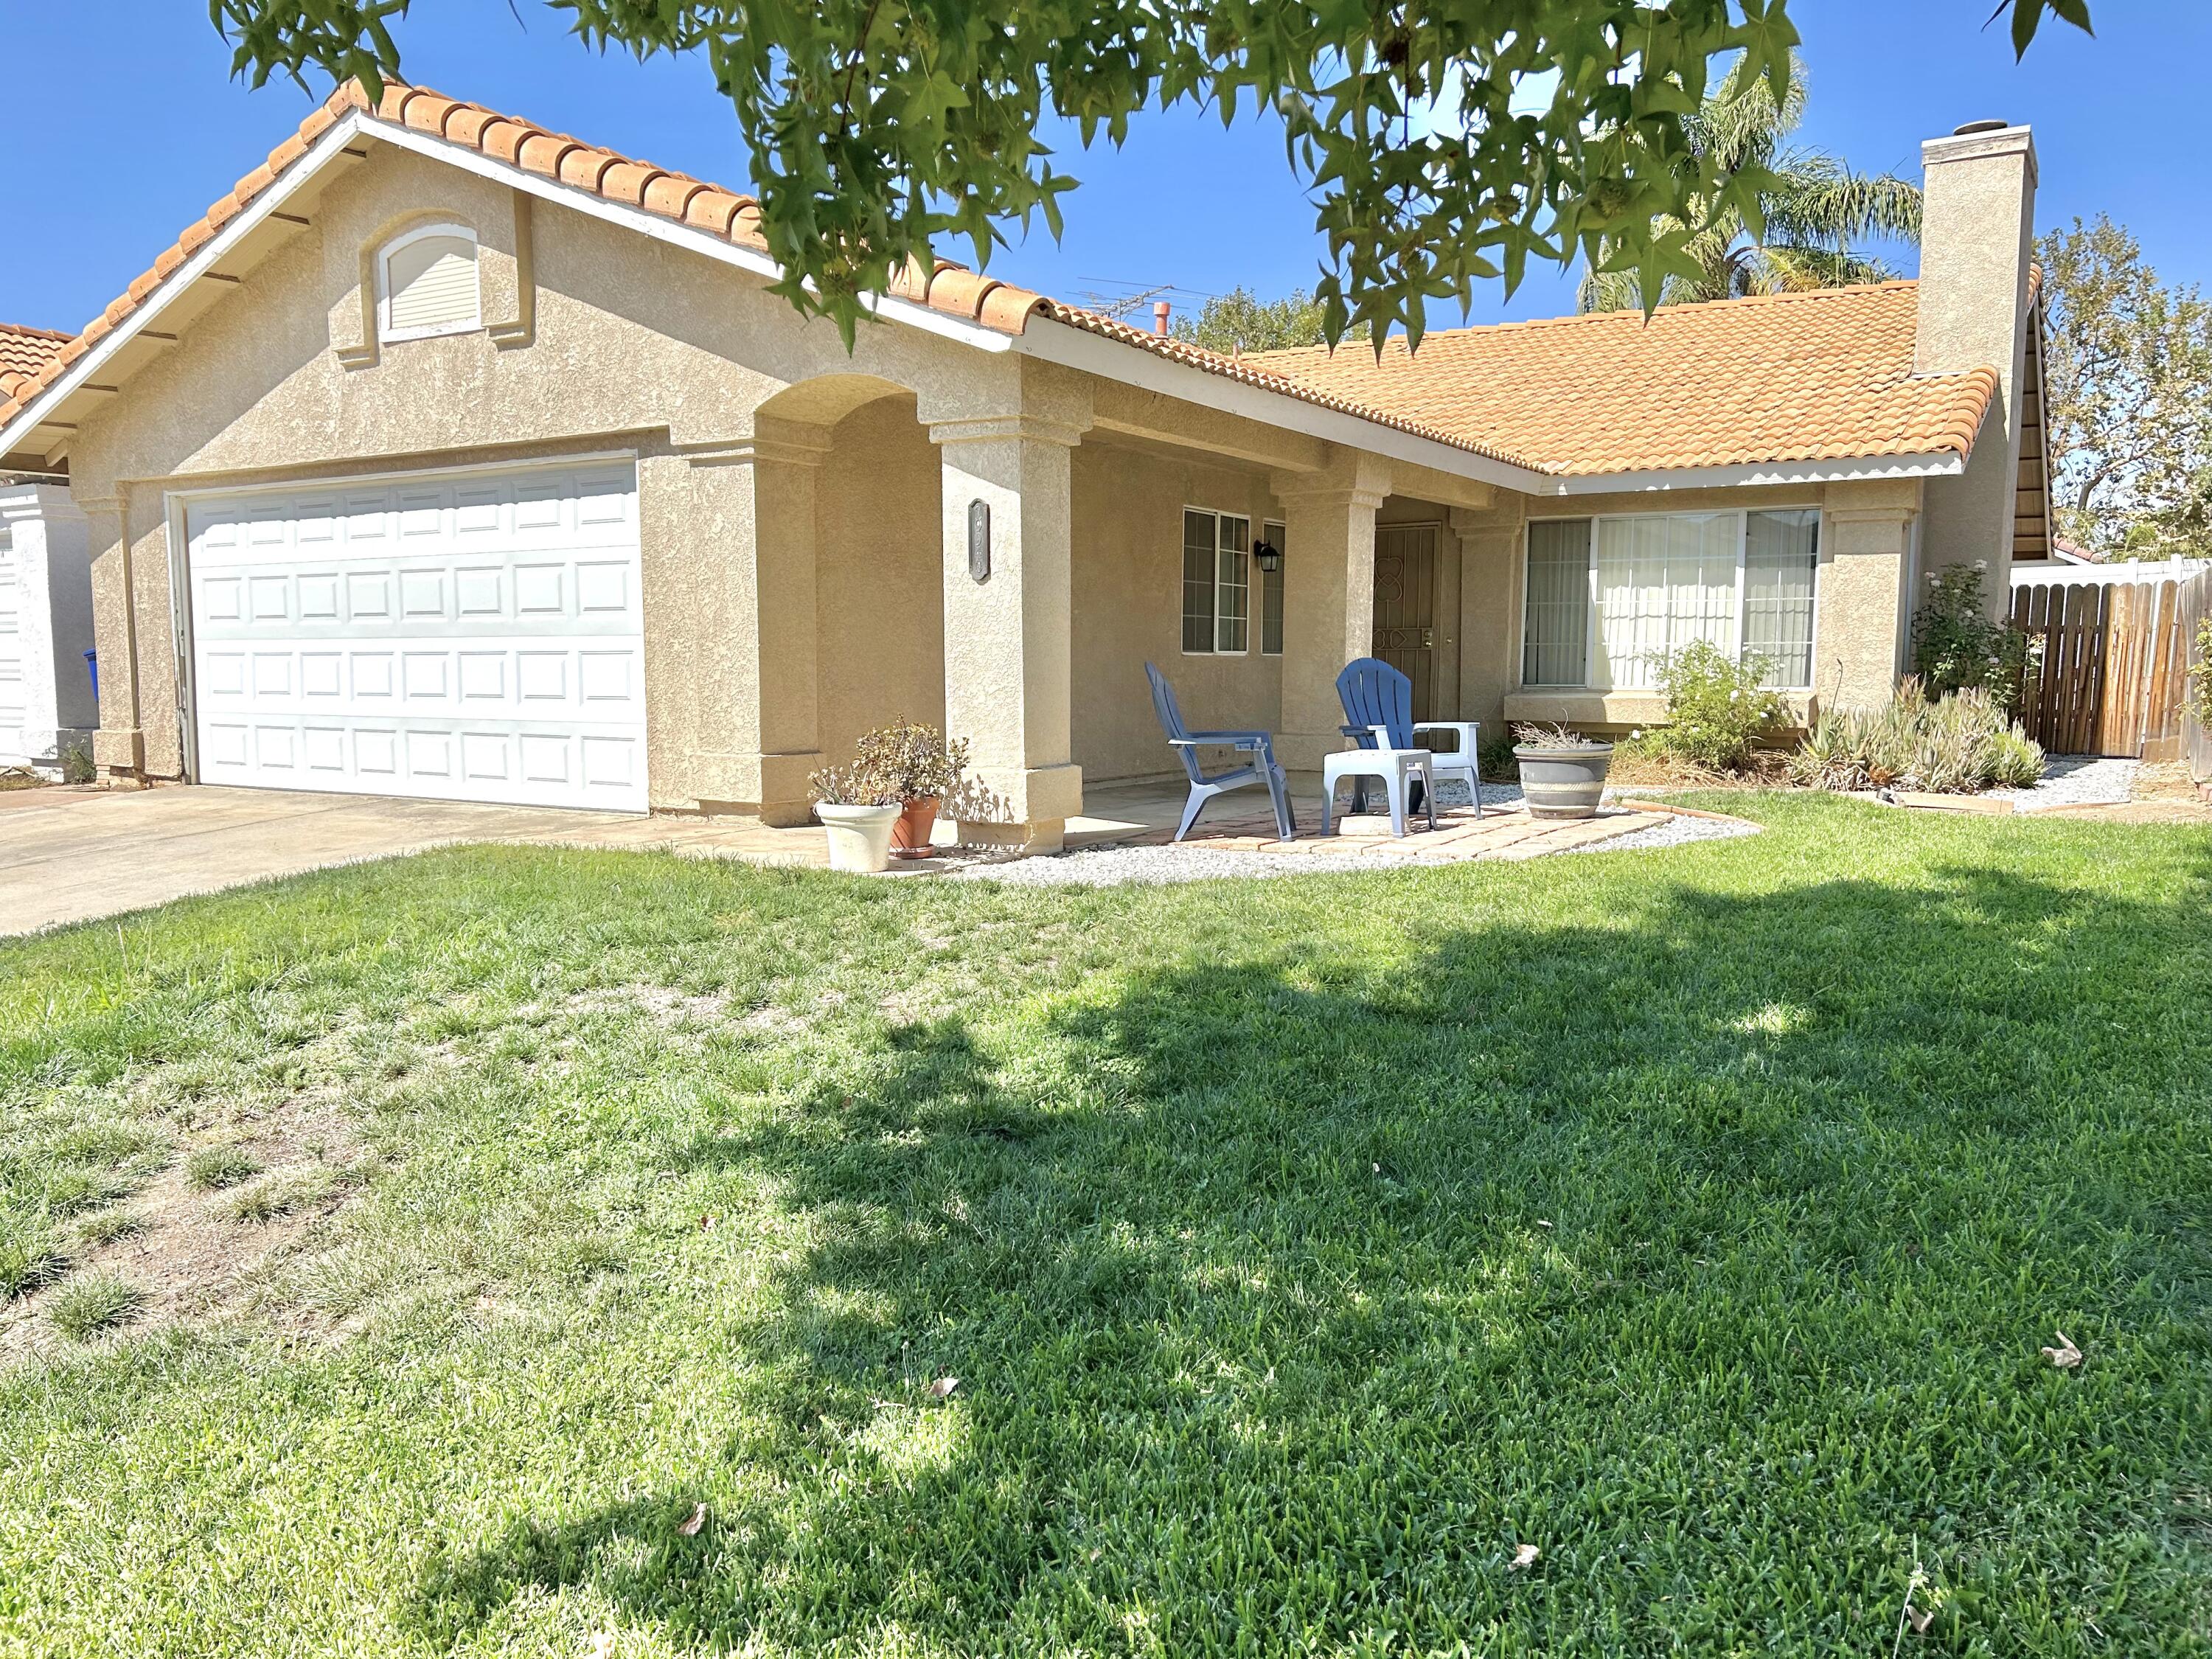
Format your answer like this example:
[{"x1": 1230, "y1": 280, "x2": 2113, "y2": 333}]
[
  {"x1": 69, "y1": 142, "x2": 1068, "y2": 810},
  {"x1": 814, "y1": 393, "x2": 945, "y2": 762},
  {"x1": 1070, "y1": 437, "x2": 1284, "y2": 782},
  {"x1": 1461, "y1": 478, "x2": 1921, "y2": 731}
]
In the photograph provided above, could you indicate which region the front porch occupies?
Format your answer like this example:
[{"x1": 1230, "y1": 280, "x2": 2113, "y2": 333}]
[{"x1": 519, "y1": 775, "x2": 1680, "y2": 872}]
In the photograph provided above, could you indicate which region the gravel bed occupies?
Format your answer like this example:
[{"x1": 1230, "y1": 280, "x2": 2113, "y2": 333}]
[
  {"x1": 950, "y1": 789, "x2": 1758, "y2": 888},
  {"x1": 1987, "y1": 754, "x2": 2139, "y2": 812},
  {"x1": 946, "y1": 844, "x2": 1383, "y2": 886},
  {"x1": 1561, "y1": 813, "x2": 1761, "y2": 855}
]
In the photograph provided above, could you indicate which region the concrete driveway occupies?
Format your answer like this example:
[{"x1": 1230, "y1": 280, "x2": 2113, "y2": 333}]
[{"x1": 0, "y1": 786, "x2": 649, "y2": 937}]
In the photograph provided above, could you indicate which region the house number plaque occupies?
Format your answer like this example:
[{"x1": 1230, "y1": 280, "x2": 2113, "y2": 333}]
[{"x1": 967, "y1": 500, "x2": 991, "y2": 582}]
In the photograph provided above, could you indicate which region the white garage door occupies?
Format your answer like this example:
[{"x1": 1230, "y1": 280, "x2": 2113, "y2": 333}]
[
  {"x1": 0, "y1": 525, "x2": 25, "y2": 765},
  {"x1": 186, "y1": 460, "x2": 647, "y2": 811}
]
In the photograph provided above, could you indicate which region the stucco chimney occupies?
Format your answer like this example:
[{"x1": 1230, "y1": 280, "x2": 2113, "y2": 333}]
[{"x1": 1913, "y1": 120, "x2": 2038, "y2": 600}]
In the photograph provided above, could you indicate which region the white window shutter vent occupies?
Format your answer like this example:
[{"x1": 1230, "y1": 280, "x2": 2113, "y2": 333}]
[{"x1": 384, "y1": 234, "x2": 479, "y2": 337}]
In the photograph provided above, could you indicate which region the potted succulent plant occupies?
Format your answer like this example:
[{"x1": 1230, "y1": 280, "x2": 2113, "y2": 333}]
[
  {"x1": 809, "y1": 760, "x2": 903, "y2": 873},
  {"x1": 1511, "y1": 722, "x2": 1615, "y2": 819},
  {"x1": 852, "y1": 720, "x2": 970, "y2": 860}
]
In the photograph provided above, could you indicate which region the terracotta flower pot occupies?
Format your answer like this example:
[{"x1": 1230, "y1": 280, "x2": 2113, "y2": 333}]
[{"x1": 891, "y1": 796, "x2": 940, "y2": 859}]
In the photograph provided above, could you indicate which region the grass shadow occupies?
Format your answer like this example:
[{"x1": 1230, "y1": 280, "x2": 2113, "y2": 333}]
[{"x1": 407, "y1": 851, "x2": 2212, "y2": 1652}]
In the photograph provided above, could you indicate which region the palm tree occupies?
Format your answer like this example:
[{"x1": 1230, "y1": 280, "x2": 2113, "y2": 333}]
[{"x1": 1579, "y1": 58, "x2": 1921, "y2": 312}]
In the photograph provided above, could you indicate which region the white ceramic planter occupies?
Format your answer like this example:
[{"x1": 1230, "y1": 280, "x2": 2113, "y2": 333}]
[{"x1": 815, "y1": 802, "x2": 902, "y2": 872}]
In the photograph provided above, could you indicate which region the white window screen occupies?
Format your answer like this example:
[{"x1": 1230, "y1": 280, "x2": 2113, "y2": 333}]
[
  {"x1": 1743, "y1": 509, "x2": 1819, "y2": 687},
  {"x1": 1261, "y1": 521, "x2": 1284, "y2": 655},
  {"x1": 1181, "y1": 510, "x2": 1215, "y2": 653},
  {"x1": 1215, "y1": 515, "x2": 1251, "y2": 653},
  {"x1": 382, "y1": 229, "x2": 480, "y2": 340},
  {"x1": 1523, "y1": 518, "x2": 1591, "y2": 686},
  {"x1": 1593, "y1": 513, "x2": 1738, "y2": 689}
]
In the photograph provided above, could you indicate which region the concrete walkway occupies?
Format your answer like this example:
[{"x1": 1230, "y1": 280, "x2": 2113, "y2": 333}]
[{"x1": 0, "y1": 786, "x2": 802, "y2": 937}]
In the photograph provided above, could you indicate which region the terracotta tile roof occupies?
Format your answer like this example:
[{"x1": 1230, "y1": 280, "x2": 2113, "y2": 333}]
[
  {"x1": 1031, "y1": 300, "x2": 1537, "y2": 467},
  {"x1": 0, "y1": 80, "x2": 2002, "y2": 484},
  {"x1": 1249, "y1": 282, "x2": 2000, "y2": 476},
  {"x1": 0, "y1": 81, "x2": 1052, "y2": 431},
  {"x1": 0, "y1": 322, "x2": 74, "y2": 410}
]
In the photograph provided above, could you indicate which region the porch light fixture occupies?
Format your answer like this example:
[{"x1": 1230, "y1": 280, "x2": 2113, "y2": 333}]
[
  {"x1": 1253, "y1": 537, "x2": 1283, "y2": 574},
  {"x1": 967, "y1": 499, "x2": 991, "y2": 582}
]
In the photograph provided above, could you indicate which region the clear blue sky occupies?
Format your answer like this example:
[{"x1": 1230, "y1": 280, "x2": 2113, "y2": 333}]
[{"x1": 2, "y1": 1, "x2": 2201, "y2": 337}]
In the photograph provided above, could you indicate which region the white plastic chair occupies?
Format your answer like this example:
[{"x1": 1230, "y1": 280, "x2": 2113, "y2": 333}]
[{"x1": 1320, "y1": 748, "x2": 1437, "y2": 838}]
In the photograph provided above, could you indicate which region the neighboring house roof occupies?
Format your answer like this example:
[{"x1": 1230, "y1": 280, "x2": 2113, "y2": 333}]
[
  {"x1": 0, "y1": 80, "x2": 2006, "y2": 488},
  {"x1": 0, "y1": 322, "x2": 74, "y2": 408},
  {"x1": 1248, "y1": 283, "x2": 2001, "y2": 478}
]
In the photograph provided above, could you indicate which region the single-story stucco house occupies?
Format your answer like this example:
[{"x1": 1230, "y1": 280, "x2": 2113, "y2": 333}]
[
  {"x1": 0, "y1": 323, "x2": 97, "y2": 775},
  {"x1": 0, "y1": 86, "x2": 2050, "y2": 849}
]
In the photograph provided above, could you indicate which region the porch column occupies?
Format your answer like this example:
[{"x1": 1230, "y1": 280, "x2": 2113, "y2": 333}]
[
  {"x1": 1270, "y1": 456, "x2": 1391, "y2": 773},
  {"x1": 1820, "y1": 490, "x2": 1921, "y2": 710},
  {"x1": 1449, "y1": 496, "x2": 1528, "y2": 731},
  {"x1": 929, "y1": 411, "x2": 1088, "y2": 852},
  {"x1": 79, "y1": 492, "x2": 146, "y2": 778},
  {"x1": 675, "y1": 419, "x2": 829, "y2": 823}
]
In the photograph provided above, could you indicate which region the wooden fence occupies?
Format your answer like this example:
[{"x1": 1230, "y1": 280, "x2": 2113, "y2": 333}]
[
  {"x1": 2009, "y1": 574, "x2": 2205, "y2": 759},
  {"x1": 2173, "y1": 569, "x2": 2212, "y2": 779}
]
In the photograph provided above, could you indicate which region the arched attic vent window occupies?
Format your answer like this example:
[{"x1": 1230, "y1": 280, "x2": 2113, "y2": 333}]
[{"x1": 377, "y1": 223, "x2": 481, "y2": 343}]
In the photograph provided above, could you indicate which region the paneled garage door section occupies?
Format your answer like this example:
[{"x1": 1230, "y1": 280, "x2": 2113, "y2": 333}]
[{"x1": 187, "y1": 462, "x2": 647, "y2": 810}]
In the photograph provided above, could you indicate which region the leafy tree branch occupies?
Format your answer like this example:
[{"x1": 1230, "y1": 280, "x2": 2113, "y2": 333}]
[{"x1": 209, "y1": 0, "x2": 2090, "y2": 348}]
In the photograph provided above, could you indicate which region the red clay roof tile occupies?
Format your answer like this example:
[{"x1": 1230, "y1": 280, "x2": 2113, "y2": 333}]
[{"x1": 0, "y1": 79, "x2": 2002, "y2": 483}]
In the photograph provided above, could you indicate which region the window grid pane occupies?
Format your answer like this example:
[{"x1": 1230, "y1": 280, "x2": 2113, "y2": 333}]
[
  {"x1": 1182, "y1": 509, "x2": 1216, "y2": 653},
  {"x1": 1215, "y1": 515, "x2": 1251, "y2": 653},
  {"x1": 1744, "y1": 509, "x2": 1819, "y2": 687},
  {"x1": 1593, "y1": 512, "x2": 1737, "y2": 689},
  {"x1": 1261, "y1": 521, "x2": 1284, "y2": 655},
  {"x1": 1523, "y1": 519, "x2": 1591, "y2": 686}
]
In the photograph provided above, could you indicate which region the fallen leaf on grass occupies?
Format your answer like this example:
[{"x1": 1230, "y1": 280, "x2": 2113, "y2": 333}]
[
  {"x1": 699, "y1": 1214, "x2": 715, "y2": 1232},
  {"x1": 2041, "y1": 1332, "x2": 2082, "y2": 1370},
  {"x1": 1509, "y1": 1543, "x2": 1540, "y2": 1571},
  {"x1": 1906, "y1": 1604, "x2": 1934, "y2": 1635},
  {"x1": 926, "y1": 1376, "x2": 961, "y2": 1399},
  {"x1": 676, "y1": 1502, "x2": 707, "y2": 1537}
]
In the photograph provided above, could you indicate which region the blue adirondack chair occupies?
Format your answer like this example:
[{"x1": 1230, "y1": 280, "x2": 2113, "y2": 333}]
[
  {"x1": 1146, "y1": 662, "x2": 1296, "y2": 842},
  {"x1": 1334, "y1": 657, "x2": 1484, "y2": 818}
]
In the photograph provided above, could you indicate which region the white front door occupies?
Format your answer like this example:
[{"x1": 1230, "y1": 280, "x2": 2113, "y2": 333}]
[{"x1": 186, "y1": 459, "x2": 648, "y2": 811}]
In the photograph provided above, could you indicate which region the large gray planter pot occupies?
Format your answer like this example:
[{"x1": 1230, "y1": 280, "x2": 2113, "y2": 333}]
[{"x1": 1514, "y1": 743, "x2": 1615, "y2": 819}]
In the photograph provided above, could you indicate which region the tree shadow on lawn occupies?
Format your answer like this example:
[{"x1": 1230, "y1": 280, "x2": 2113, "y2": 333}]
[{"x1": 408, "y1": 855, "x2": 2212, "y2": 1653}]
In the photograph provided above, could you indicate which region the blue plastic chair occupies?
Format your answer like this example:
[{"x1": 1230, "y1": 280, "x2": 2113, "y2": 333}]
[
  {"x1": 1334, "y1": 657, "x2": 1484, "y2": 818},
  {"x1": 1145, "y1": 662, "x2": 1296, "y2": 842}
]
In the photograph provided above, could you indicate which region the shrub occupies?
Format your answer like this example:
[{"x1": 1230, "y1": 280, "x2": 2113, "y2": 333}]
[
  {"x1": 1790, "y1": 681, "x2": 2045, "y2": 794},
  {"x1": 1643, "y1": 641, "x2": 1789, "y2": 772},
  {"x1": 1478, "y1": 729, "x2": 1520, "y2": 783},
  {"x1": 46, "y1": 1274, "x2": 142, "y2": 1342},
  {"x1": 1913, "y1": 564, "x2": 2035, "y2": 710},
  {"x1": 812, "y1": 720, "x2": 973, "y2": 808},
  {"x1": 851, "y1": 720, "x2": 970, "y2": 801}
]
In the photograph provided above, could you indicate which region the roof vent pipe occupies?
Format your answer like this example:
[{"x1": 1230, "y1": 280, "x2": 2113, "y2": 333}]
[{"x1": 1153, "y1": 299, "x2": 1172, "y2": 336}]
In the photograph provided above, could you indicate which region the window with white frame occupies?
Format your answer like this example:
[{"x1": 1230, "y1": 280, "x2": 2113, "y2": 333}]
[
  {"x1": 1260, "y1": 519, "x2": 1285, "y2": 655},
  {"x1": 1522, "y1": 509, "x2": 1820, "y2": 689},
  {"x1": 1181, "y1": 507, "x2": 1252, "y2": 654},
  {"x1": 378, "y1": 223, "x2": 481, "y2": 343}
]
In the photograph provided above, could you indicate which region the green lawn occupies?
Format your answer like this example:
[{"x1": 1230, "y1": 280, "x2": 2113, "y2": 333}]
[{"x1": 1, "y1": 795, "x2": 2208, "y2": 1656}]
